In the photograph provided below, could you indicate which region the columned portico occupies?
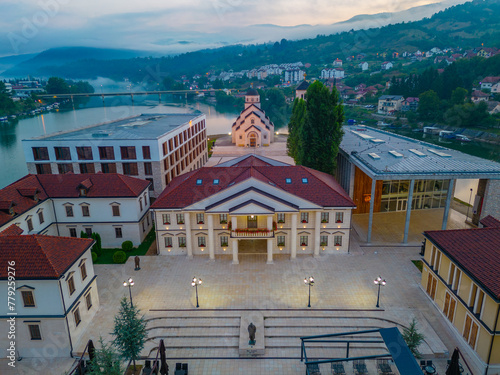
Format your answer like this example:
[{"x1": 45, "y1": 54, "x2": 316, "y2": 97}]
[
  {"x1": 185, "y1": 212, "x2": 193, "y2": 258},
  {"x1": 267, "y1": 216, "x2": 274, "y2": 264},
  {"x1": 231, "y1": 216, "x2": 239, "y2": 264},
  {"x1": 208, "y1": 214, "x2": 215, "y2": 261},
  {"x1": 291, "y1": 213, "x2": 298, "y2": 260}
]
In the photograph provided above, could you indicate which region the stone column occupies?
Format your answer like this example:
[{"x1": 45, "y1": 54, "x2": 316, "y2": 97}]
[
  {"x1": 267, "y1": 238, "x2": 273, "y2": 264},
  {"x1": 367, "y1": 178, "x2": 377, "y2": 243},
  {"x1": 232, "y1": 238, "x2": 239, "y2": 265},
  {"x1": 231, "y1": 216, "x2": 238, "y2": 231},
  {"x1": 442, "y1": 179, "x2": 455, "y2": 230},
  {"x1": 208, "y1": 214, "x2": 215, "y2": 261},
  {"x1": 291, "y1": 213, "x2": 298, "y2": 260},
  {"x1": 185, "y1": 212, "x2": 193, "y2": 259},
  {"x1": 314, "y1": 211, "x2": 321, "y2": 258},
  {"x1": 267, "y1": 216, "x2": 273, "y2": 231}
]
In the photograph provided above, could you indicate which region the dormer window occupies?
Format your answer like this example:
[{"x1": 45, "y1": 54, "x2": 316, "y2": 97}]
[
  {"x1": 196, "y1": 179, "x2": 203, "y2": 185},
  {"x1": 285, "y1": 178, "x2": 292, "y2": 184},
  {"x1": 302, "y1": 178, "x2": 308, "y2": 184},
  {"x1": 9, "y1": 206, "x2": 15, "y2": 216},
  {"x1": 213, "y1": 179, "x2": 219, "y2": 185},
  {"x1": 79, "y1": 188, "x2": 87, "y2": 197}
]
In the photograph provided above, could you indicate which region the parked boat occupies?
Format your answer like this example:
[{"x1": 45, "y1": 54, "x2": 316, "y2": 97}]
[
  {"x1": 455, "y1": 134, "x2": 471, "y2": 142},
  {"x1": 423, "y1": 126, "x2": 440, "y2": 134},
  {"x1": 439, "y1": 130, "x2": 456, "y2": 139}
]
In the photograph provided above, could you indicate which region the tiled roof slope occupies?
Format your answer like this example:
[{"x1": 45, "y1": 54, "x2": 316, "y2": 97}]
[
  {"x1": 0, "y1": 174, "x2": 149, "y2": 226},
  {"x1": 424, "y1": 227, "x2": 500, "y2": 300},
  {"x1": 0, "y1": 235, "x2": 94, "y2": 279},
  {"x1": 0, "y1": 224, "x2": 24, "y2": 236},
  {"x1": 479, "y1": 215, "x2": 500, "y2": 228},
  {"x1": 152, "y1": 164, "x2": 355, "y2": 209}
]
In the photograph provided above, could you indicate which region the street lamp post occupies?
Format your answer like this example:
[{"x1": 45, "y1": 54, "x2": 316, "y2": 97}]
[
  {"x1": 304, "y1": 276, "x2": 314, "y2": 308},
  {"x1": 374, "y1": 276, "x2": 386, "y2": 308},
  {"x1": 466, "y1": 188, "x2": 473, "y2": 222},
  {"x1": 191, "y1": 277, "x2": 202, "y2": 308},
  {"x1": 123, "y1": 278, "x2": 134, "y2": 308}
]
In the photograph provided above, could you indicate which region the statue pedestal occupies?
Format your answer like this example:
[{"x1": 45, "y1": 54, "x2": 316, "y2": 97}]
[{"x1": 239, "y1": 314, "x2": 265, "y2": 357}]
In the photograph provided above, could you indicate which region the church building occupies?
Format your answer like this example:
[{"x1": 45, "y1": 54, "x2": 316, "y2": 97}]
[{"x1": 231, "y1": 89, "x2": 274, "y2": 147}]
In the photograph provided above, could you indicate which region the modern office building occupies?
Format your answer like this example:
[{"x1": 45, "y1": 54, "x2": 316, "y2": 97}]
[
  {"x1": 151, "y1": 155, "x2": 355, "y2": 263},
  {"x1": 336, "y1": 125, "x2": 500, "y2": 243},
  {"x1": 421, "y1": 220, "x2": 500, "y2": 374},
  {"x1": 23, "y1": 113, "x2": 208, "y2": 198}
]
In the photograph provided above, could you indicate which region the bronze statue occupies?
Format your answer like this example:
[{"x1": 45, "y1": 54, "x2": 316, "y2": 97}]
[
  {"x1": 248, "y1": 322, "x2": 256, "y2": 345},
  {"x1": 134, "y1": 256, "x2": 141, "y2": 271}
]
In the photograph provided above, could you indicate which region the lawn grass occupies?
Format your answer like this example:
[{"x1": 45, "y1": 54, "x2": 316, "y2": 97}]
[
  {"x1": 412, "y1": 260, "x2": 423, "y2": 272},
  {"x1": 94, "y1": 228, "x2": 156, "y2": 264}
]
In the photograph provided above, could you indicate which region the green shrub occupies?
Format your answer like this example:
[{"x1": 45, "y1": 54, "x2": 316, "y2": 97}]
[
  {"x1": 121, "y1": 241, "x2": 134, "y2": 252},
  {"x1": 81, "y1": 231, "x2": 88, "y2": 238},
  {"x1": 113, "y1": 251, "x2": 127, "y2": 264},
  {"x1": 92, "y1": 252, "x2": 98, "y2": 262}
]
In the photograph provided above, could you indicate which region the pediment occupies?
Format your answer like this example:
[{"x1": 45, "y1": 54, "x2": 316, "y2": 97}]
[{"x1": 229, "y1": 200, "x2": 275, "y2": 215}]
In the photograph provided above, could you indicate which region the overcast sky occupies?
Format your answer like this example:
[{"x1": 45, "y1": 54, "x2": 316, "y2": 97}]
[{"x1": 1, "y1": 0, "x2": 463, "y2": 57}]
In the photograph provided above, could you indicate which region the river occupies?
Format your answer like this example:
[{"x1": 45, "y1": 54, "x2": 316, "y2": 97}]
[{"x1": 0, "y1": 96, "x2": 239, "y2": 189}]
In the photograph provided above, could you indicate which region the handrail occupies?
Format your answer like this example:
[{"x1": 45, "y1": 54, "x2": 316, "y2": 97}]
[
  {"x1": 456, "y1": 347, "x2": 474, "y2": 375},
  {"x1": 66, "y1": 340, "x2": 90, "y2": 375}
]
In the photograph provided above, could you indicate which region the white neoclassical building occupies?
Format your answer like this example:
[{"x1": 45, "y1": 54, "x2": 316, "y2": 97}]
[
  {"x1": 0, "y1": 235, "x2": 98, "y2": 358},
  {"x1": 231, "y1": 89, "x2": 274, "y2": 148},
  {"x1": 151, "y1": 155, "x2": 355, "y2": 263}
]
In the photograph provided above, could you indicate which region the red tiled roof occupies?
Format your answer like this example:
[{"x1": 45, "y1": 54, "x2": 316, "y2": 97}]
[
  {"x1": 152, "y1": 164, "x2": 355, "y2": 209},
  {"x1": 0, "y1": 174, "x2": 149, "y2": 227},
  {"x1": 0, "y1": 235, "x2": 94, "y2": 279},
  {"x1": 481, "y1": 76, "x2": 500, "y2": 84},
  {"x1": 424, "y1": 227, "x2": 500, "y2": 300},
  {"x1": 480, "y1": 215, "x2": 500, "y2": 228},
  {"x1": 0, "y1": 224, "x2": 24, "y2": 236},
  {"x1": 472, "y1": 90, "x2": 490, "y2": 97}
]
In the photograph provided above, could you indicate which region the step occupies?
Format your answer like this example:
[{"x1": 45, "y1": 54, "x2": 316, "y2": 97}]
[{"x1": 147, "y1": 326, "x2": 239, "y2": 336}]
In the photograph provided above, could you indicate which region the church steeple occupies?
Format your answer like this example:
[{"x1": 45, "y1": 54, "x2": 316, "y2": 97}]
[{"x1": 245, "y1": 88, "x2": 260, "y2": 109}]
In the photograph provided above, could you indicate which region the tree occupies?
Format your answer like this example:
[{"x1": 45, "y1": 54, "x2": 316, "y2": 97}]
[
  {"x1": 295, "y1": 81, "x2": 344, "y2": 174},
  {"x1": 112, "y1": 298, "x2": 147, "y2": 371},
  {"x1": 451, "y1": 87, "x2": 468, "y2": 105},
  {"x1": 45, "y1": 77, "x2": 70, "y2": 94},
  {"x1": 418, "y1": 90, "x2": 441, "y2": 121},
  {"x1": 87, "y1": 337, "x2": 123, "y2": 375},
  {"x1": 287, "y1": 98, "x2": 306, "y2": 162},
  {"x1": 402, "y1": 318, "x2": 425, "y2": 359}
]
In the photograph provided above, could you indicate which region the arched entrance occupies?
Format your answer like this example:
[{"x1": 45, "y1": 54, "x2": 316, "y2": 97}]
[{"x1": 248, "y1": 132, "x2": 258, "y2": 147}]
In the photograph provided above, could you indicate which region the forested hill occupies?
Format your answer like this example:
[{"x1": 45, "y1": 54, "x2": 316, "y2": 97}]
[{"x1": 3, "y1": 0, "x2": 500, "y2": 81}]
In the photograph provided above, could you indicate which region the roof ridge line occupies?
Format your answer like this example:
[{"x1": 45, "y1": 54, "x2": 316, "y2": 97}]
[
  {"x1": 116, "y1": 174, "x2": 137, "y2": 196},
  {"x1": 33, "y1": 235, "x2": 59, "y2": 277}
]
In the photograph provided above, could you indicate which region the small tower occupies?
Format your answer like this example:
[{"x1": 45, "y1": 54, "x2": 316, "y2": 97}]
[
  {"x1": 295, "y1": 81, "x2": 310, "y2": 100},
  {"x1": 245, "y1": 88, "x2": 260, "y2": 109}
]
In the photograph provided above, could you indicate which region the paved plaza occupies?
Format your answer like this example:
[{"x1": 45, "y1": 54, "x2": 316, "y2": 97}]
[{"x1": 2, "y1": 217, "x2": 485, "y2": 374}]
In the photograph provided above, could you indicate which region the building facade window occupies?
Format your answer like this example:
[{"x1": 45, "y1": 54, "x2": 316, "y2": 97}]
[
  {"x1": 146, "y1": 178, "x2": 154, "y2": 191},
  {"x1": 80, "y1": 262, "x2": 87, "y2": 281},
  {"x1": 144, "y1": 162, "x2": 153, "y2": 175},
  {"x1": 28, "y1": 324, "x2": 42, "y2": 340},
  {"x1": 196, "y1": 213, "x2": 204, "y2": 224},
  {"x1": 165, "y1": 237, "x2": 173, "y2": 247},
  {"x1": 220, "y1": 214, "x2": 227, "y2": 224},
  {"x1": 27, "y1": 217, "x2": 33, "y2": 232},
  {"x1": 55, "y1": 147, "x2": 71, "y2": 160},
  {"x1": 85, "y1": 227, "x2": 92, "y2": 237},
  {"x1": 277, "y1": 213, "x2": 285, "y2": 223},
  {"x1": 198, "y1": 236, "x2": 206, "y2": 247},
  {"x1": 142, "y1": 146, "x2": 151, "y2": 159},
  {"x1": 32, "y1": 147, "x2": 49, "y2": 160},
  {"x1": 321, "y1": 212, "x2": 329, "y2": 223},
  {"x1": 38, "y1": 211, "x2": 44, "y2": 224},
  {"x1": 463, "y1": 315, "x2": 479, "y2": 349},
  {"x1": 178, "y1": 237, "x2": 186, "y2": 247},
  {"x1": 162, "y1": 214, "x2": 170, "y2": 225},
  {"x1": 81, "y1": 205, "x2": 90, "y2": 217},
  {"x1": 69, "y1": 228, "x2": 77, "y2": 237},
  {"x1": 35, "y1": 164, "x2": 51, "y2": 174},
  {"x1": 58, "y1": 163, "x2": 74, "y2": 174},
  {"x1": 320, "y1": 235, "x2": 328, "y2": 246},
  {"x1": 220, "y1": 236, "x2": 228, "y2": 247},
  {"x1": 68, "y1": 276, "x2": 76, "y2": 295},
  {"x1": 123, "y1": 163, "x2": 138, "y2": 175},
  {"x1": 76, "y1": 147, "x2": 93, "y2": 160},
  {"x1": 98, "y1": 146, "x2": 115, "y2": 160},
  {"x1": 79, "y1": 163, "x2": 95, "y2": 174},
  {"x1": 139, "y1": 198, "x2": 143, "y2": 211},
  {"x1": 74, "y1": 307, "x2": 81, "y2": 326},
  {"x1": 176, "y1": 214, "x2": 185, "y2": 224},
  {"x1": 335, "y1": 212, "x2": 344, "y2": 223},
  {"x1": 300, "y1": 236, "x2": 308, "y2": 246},
  {"x1": 115, "y1": 227, "x2": 123, "y2": 238},
  {"x1": 443, "y1": 292, "x2": 457, "y2": 322},
  {"x1": 277, "y1": 235, "x2": 285, "y2": 247},
  {"x1": 301, "y1": 212, "x2": 309, "y2": 223},
  {"x1": 86, "y1": 293, "x2": 92, "y2": 310},
  {"x1": 101, "y1": 163, "x2": 117, "y2": 173},
  {"x1": 334, "y1": 235, "x2": 342, "y2": 246},
  {"x1": 112, "y1": 205, "x2": 120, "y2": 217},
  {"x1": 21, "y1": 290, "x2": 35, "y2": 307},
  {"x1": 120, "y1": 146, "x2": 136, "y2": 160}
]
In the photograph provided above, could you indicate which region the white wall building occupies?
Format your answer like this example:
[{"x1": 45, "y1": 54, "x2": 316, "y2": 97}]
[
  {"x1": 0, "y1": 235, "x2": 98, "y2": 358},
  {"x1": 151, "y1": 155, "x2": 356, "y2": 263},
  {"x1": 359, "y1": 62, "x2": 369, "y2": 71},
  {"x1": 22, "y1": 113, "x2": 208, "y2": 198},
  {"x1": 284, "y1": 69, "x2": 305, "y2": 84},
  {"x1": 0, "y1": 173, "x2": 152, "y2": 247}
]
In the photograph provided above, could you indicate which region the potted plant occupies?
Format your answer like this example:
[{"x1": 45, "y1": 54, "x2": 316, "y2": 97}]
[
  {"x1": 277, "y1": 219, "x2": 284, "y2": 224},
  {"x1": 301, "y1": 220, "x2": 307, "y2": 223},
  {"x1": 220, "y1": 220, "x2": 227, "y2": 224},
  {"x1": 321, "y1": 219, "x2": 328, "y2": 223},
  {"x1": 336, "y1": 219, "x2": 343, "y2": 223},
  {"x1": 277, "y1": 242, "x2": 285, "y2": 247},
  {"x1": 335, "y1": 243, "x2": 341, "y2": 246},
  {"x1": 179, "y1": 243, "x2": 186, "y2": 248},
  {"x1": 320, "y1": 242, "x2": 327, "y2": 246},
  {"x1": 178, "y1": 220, "x2": 184, "y2": 225},
  {"x1": 166, "y1": 244, "x2": 172, "y2": 248},
  {"x1": 301, "y1": 243, "x2": 307, "y2": 246},
  {"x1": 199, "y1": 244, "x2": 205, "y2": 248},
  {"x1": 198, "y1": 221, "x2": 204, "y2": 224},
  {"x1": 221, "y1": 242, "x2": 228, "y2": 247}
]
